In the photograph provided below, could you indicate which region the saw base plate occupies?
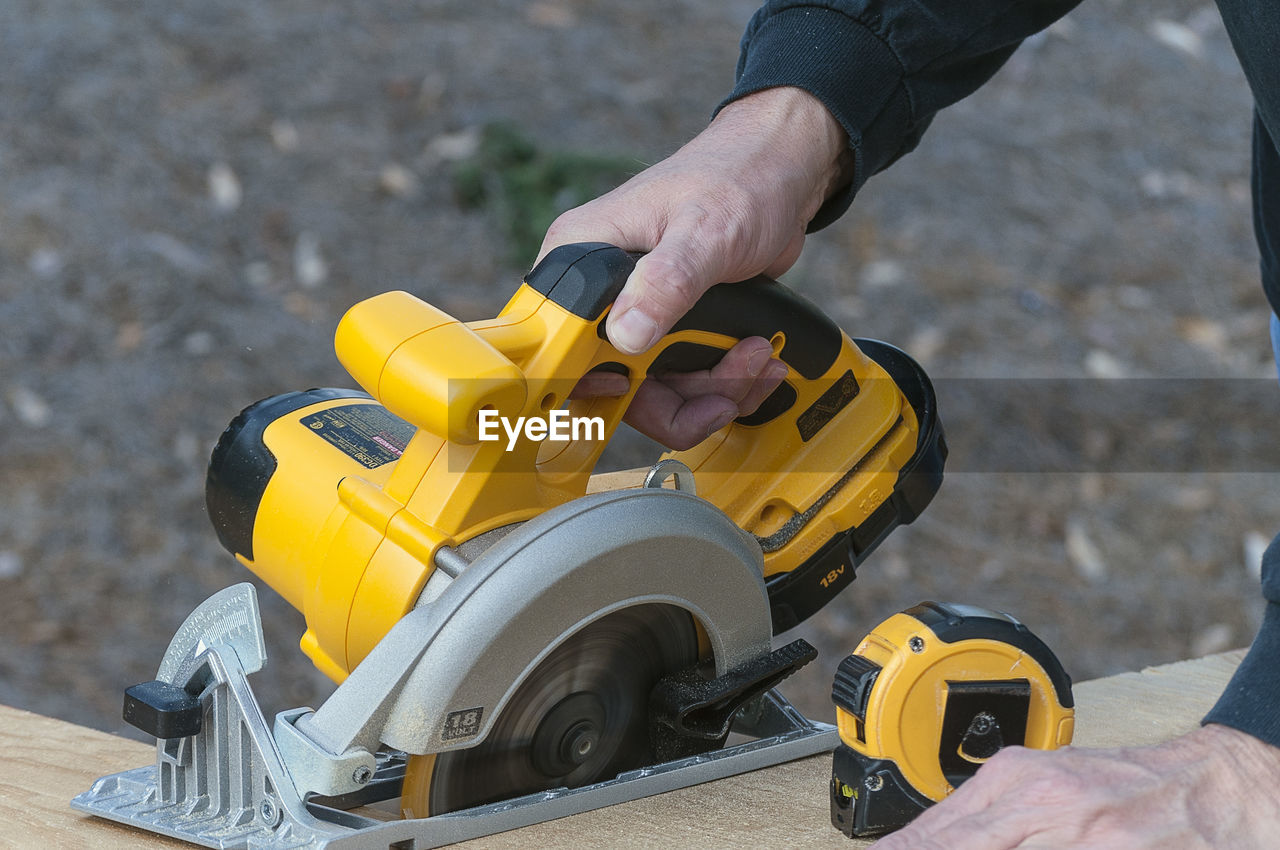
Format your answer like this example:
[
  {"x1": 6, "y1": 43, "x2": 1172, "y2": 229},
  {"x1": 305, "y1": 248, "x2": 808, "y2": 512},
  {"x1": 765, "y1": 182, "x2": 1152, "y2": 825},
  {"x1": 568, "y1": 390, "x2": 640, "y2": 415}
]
[
  {"x1": 71, "y1": 584, "x2": 835, "y2": 849},
  {"x1": 75, "y1": 689, "x2": 834, "y2": 850}
]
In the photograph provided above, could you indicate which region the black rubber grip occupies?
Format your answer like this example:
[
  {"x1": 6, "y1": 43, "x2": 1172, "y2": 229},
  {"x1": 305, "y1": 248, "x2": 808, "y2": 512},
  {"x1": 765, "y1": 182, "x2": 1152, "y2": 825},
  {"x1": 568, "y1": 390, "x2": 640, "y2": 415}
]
[
  {"x1": 527, "y1": 243, "x2": 844, "y2": 380},
  {"x1": 526, "y1": 242, "x2": 636, "y2": 319},
  {"x1": 123, "y1": 680, "x2": 202, "y2": 739},
  {"x1": 668, "y1": 276, "x2": 843, "y2": 380}
]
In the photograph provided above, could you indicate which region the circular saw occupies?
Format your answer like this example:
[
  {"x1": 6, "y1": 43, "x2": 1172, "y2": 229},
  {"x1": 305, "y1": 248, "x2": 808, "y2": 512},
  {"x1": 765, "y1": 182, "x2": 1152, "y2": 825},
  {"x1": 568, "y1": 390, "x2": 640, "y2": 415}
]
[{"x1": 73, "y1": 242, "x2": 947, "y2": 848}]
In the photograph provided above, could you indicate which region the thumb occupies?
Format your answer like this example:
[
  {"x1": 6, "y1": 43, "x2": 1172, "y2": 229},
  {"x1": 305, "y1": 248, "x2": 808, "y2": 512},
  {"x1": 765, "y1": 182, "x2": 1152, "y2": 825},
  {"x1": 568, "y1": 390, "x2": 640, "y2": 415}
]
[{"x1": 606, "y1": 228, "x2": 730, "y2": 354}]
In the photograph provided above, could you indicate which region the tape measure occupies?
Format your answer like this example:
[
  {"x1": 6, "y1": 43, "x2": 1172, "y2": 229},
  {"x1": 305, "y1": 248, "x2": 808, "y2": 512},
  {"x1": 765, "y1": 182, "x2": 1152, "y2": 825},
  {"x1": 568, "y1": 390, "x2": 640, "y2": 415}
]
[{"x1": 829, "y1": 601, "x2": 1075, "y2": 838}]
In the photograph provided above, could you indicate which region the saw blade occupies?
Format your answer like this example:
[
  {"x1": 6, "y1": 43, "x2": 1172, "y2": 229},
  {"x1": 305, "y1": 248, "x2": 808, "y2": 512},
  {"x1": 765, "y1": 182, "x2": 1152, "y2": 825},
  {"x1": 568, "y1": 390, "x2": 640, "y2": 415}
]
[{"x1": 400, "y1": 603, "x2": 699, "y2": 817}]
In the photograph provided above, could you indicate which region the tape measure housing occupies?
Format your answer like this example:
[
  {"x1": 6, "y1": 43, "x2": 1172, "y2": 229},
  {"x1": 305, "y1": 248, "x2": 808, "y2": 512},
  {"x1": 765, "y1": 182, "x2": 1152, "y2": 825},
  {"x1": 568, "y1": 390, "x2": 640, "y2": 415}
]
[{"x1": 830, "y1": 601, "x2": 1074, "y2": 838}]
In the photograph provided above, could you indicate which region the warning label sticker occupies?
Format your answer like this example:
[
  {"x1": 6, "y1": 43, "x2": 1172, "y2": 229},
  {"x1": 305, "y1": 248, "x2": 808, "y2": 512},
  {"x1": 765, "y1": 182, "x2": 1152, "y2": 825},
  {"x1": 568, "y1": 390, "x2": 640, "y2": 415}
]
[{"x1": 300, "y1": 404, "x2": 416, "y2": 469}]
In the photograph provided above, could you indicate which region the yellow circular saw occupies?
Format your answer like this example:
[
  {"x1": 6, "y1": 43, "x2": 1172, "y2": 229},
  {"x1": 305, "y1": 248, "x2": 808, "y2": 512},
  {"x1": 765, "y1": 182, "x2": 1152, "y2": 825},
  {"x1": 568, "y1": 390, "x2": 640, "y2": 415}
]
[{"x1": 75, "y1": 243, "x2": 947, "y2": 847}]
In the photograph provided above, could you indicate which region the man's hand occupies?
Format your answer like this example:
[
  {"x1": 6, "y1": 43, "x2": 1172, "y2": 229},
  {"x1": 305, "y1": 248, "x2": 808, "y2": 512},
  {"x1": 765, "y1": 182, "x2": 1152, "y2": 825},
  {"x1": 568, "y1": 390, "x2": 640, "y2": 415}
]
[
  {"x1": 541, "y1": 86, "x2": 851, "y2": 446},
  {"x1": 541, "y1": 86, "x2": 850, "y2": 354},
  {"x1": 871, "y1": 724, "x2": 1280, "y2": 849}
]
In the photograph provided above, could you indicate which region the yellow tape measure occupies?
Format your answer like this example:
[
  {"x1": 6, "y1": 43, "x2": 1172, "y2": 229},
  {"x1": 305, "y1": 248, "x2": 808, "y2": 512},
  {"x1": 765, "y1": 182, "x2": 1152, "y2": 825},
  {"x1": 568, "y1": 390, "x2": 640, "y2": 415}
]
[{"x1": 830, "y1": 601, "x2": 1074, "y2": 837}]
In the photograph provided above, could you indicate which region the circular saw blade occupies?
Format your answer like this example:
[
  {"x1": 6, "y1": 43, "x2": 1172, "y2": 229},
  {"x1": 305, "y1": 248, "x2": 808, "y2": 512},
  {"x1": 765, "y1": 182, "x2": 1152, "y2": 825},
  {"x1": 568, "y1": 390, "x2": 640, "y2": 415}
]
[{"x1": 400, "y1": 603, "x2": 699, "y2": 817}]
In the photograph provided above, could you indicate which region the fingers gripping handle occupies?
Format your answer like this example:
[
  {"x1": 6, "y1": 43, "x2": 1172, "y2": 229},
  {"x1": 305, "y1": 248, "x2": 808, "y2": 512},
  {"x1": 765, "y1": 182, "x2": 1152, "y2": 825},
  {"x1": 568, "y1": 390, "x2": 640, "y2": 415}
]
[{"x1": 529, "y1": 243, "x2": 845, "y2": 384}]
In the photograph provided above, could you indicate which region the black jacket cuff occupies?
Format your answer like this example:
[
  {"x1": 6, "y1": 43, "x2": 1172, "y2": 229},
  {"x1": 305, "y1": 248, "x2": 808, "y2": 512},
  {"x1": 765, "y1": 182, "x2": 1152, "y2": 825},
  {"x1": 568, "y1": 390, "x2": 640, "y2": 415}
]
[
  {"x1": 716, "y1": 5, "x2": 915, "y2": 231},
  {"x1": 1203, "y1": 602, "x2": 1280, "y2": 747}
]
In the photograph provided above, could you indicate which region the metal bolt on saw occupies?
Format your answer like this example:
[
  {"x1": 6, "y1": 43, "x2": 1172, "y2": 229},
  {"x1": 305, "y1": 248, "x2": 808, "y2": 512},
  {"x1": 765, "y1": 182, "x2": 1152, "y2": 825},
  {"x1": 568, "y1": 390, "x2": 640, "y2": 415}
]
[{"x1": 73, "y1": 243, "x2": 946, "y2": 848}]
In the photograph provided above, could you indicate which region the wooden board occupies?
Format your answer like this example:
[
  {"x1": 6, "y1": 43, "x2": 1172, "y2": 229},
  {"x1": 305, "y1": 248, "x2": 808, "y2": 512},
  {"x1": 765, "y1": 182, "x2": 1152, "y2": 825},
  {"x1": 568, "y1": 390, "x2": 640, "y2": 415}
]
[
  {"x1": 0, "y1": 649, "x2": 1244, "y2": 849},
  {"x1": 0, "y1": 707, "x2": 190, "y2": 849}
]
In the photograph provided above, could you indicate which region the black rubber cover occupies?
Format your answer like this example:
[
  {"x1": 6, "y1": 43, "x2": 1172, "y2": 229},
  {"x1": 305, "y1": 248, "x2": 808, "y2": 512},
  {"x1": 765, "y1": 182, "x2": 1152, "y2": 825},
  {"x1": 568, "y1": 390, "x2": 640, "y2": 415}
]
[
  {"x1": 667, "y1": 276, "x2": 843, "y2": 381},
  {"x1": 205, "y1": 388, "x2": 372, "y2": 562},
  {"x1": 766, "y1": 339, "x2": 947, "y2": 634},
  {"x1": 905, "y1": 601, "x2": 1075, "y2": 708},
  {"x1": 526, "y1": 242, "x2": 638, "y2": 320},
  {"x1": 123, "y1": 680, "x2": 202, "y2": 740},
  {"x1": 831, "y1": 744, "x2": 935, "y2": 837}
]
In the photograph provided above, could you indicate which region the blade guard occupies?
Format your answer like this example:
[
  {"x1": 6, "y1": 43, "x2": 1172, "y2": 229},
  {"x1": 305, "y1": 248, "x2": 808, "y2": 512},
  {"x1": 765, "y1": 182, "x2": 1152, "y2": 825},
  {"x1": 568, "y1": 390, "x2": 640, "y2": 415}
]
[{"x1": 292, "y1": 487, "x2": 774, "y2": 762}]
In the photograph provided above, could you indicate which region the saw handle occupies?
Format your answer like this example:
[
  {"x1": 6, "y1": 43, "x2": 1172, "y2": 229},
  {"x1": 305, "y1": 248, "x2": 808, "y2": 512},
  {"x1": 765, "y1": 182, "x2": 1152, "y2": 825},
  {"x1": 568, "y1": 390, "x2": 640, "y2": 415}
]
[
  {"x1": 531, "y1": 242, "x2": 845, "y2": 404},
  {"x1": 335, "y1": 242, "x2": 855, "y2": 445},
  {"x1": 522, "y1": 242, "x2": 878, "y2": 491}
]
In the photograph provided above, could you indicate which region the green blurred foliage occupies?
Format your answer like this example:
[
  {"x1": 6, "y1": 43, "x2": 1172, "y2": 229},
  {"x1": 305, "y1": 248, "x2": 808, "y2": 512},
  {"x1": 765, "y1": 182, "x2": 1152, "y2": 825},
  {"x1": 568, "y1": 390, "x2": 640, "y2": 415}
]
[{"x1": 452, "y1": 123, "x2": 639, "y2": 266}]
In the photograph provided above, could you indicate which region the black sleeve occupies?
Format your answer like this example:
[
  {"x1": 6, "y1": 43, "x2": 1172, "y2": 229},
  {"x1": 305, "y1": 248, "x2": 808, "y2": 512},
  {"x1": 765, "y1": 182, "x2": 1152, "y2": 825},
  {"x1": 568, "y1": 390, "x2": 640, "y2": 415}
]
[
  {"x1": 1199, "y1": 0, "x2": 1280, "y2": 748},
  {"x1": 718, "y1": 0, "x2": 1083, "y2": 229},
  {"x1": 1202, "y1": 533, "x2": 1280, "y2": 748}
]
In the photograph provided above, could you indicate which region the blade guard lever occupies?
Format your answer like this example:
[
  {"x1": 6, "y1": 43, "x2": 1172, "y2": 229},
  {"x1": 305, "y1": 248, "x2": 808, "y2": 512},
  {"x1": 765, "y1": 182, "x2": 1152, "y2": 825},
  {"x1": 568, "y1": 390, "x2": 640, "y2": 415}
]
[{"x1": 649, "y1": 638, "x2": 818, "y2": 762}]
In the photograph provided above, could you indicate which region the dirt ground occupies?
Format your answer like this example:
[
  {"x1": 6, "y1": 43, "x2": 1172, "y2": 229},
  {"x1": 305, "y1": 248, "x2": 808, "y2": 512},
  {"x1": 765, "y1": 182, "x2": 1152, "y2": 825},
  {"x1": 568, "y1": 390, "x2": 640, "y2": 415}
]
[{"x1": 2, "y1": 0, "x2": 1277, "y2": 745}]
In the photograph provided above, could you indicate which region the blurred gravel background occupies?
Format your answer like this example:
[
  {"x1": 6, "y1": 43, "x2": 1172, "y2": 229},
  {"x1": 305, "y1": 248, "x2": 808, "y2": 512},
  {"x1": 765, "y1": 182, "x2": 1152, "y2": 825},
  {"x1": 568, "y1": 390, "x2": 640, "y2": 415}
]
[{"x1": 2, "y1": 0, "x2": 1277, "y2": 737}]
